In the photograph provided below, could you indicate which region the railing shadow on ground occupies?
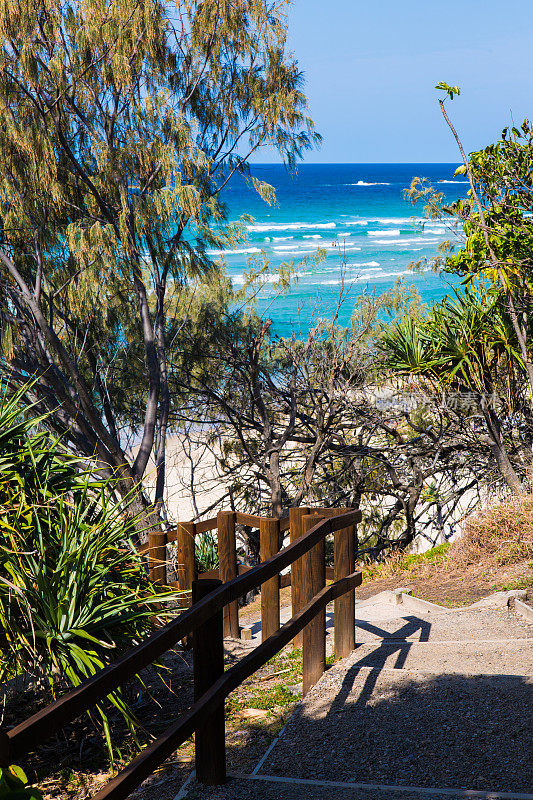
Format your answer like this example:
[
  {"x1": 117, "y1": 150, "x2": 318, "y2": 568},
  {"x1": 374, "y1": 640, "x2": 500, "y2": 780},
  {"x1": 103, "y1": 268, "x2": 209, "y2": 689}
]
[
  {"x1": 328, "y1": 615, "x2": 432, "y2": 713},
  {"x1": 260, "y1": 667, "x2": 532, "y2": 794}
]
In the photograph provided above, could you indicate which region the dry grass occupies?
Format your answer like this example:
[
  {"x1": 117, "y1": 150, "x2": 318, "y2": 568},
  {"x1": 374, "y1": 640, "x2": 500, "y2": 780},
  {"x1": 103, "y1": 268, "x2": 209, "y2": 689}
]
[
  {"x1": 366, "y1": 493, "x2": 533, "y2": 581},
  {"x1": 452, "y1": 494, "x2": 533, "y2": 568},
  {"x1": 363, "y1": 543, "x2": 450, "y2": 583},
  {"x1": 357, "y1": 494, "x2": 533, "y2": 606}
]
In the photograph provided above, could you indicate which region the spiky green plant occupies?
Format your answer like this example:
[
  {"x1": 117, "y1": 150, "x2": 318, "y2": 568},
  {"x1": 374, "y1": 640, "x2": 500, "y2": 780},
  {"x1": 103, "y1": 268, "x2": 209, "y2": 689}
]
[
  {"x1": 0, "y1": 765, "x2": 42, "y2": 800},
  {"x1": 0, "y1": 386, "x2": 180, "y2": 762},
  {"x1": 195, "y1": 531, "x2": 219, "y2": 573},
  {"x1": 379, "y1": 287, "x2": 521, "y2": 393}
]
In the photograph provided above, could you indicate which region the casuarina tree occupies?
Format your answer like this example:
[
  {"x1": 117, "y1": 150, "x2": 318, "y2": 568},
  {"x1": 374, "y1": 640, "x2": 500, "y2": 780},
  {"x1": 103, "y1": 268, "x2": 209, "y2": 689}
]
[{"x1": 0, "y1": 0, "x2": 318, "y2": 531}]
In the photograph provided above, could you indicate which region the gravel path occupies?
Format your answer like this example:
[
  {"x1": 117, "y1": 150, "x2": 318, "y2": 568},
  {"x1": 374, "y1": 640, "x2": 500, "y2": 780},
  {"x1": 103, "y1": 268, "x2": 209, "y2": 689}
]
[
  {"x1": 240, "y1": 594, "x2": 533, "y2": 646},
  {"x1": 172, "y1": 600, "x2": 532, "y2": 800},
  {"x1": 178, "y1": 774, "x2": 533, "y2": 800},
  {"x1": 344, "y1": 637, "x2": 532, "y2": 674},
  {"x1": 262, "y1": 668, "x2": 532, "y2": 791}
]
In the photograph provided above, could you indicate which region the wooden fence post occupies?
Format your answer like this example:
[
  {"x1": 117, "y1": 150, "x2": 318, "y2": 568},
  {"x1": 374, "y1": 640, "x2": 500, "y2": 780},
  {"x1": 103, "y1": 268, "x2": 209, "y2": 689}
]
[
  {"x1": 260, "y1": 517, "x2": 280, "y2": 641},
  {"x1": 288, "y1": 506, "x2": 309, "y2": 647},
  {"x1": 334, "y1": 520, "x2": 356, "y2": 659},
  {"x1": 176, "y1": 521, "x2": 197, "y2": 605},
  {"x1": 301, "y1": 513, "x2": 325, "y2": 696},
  {"x1": 217, "y1": 511, "x2": 239, "y2": 639},
  {"x1": 192, "y1": 579, "x2": 226, "y2": 785},
  {"x1": 148, "y1": 530, "x2": 167, "y2": 585}
]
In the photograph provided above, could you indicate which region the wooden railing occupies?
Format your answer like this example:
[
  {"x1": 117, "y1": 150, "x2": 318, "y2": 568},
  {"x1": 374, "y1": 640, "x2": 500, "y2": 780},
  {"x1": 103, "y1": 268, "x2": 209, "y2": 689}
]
[
  {"x1": 152, "y1": 506, "x2": 357, "y2": 643},
  {"x1": 0, "y1": 509, "x2": 362, "y2": 800}
]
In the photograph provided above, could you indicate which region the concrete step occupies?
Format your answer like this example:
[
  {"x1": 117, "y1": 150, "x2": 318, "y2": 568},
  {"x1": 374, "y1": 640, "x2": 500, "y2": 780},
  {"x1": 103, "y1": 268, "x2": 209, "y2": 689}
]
[
  {"x1": 347, "y1": 638, "x2": 533, "y2": 675},
  {"x1": 260, "y1": 668, "x2": 532, "y2": 795},
  {"x1": 239, "y1": 592, "x2": 533, "y2": 647},
  {"x1": 173, "y1": 605, "x2": 532, "y2": 800},
  {"x1": 177, "y1": 774, "x2": 533, "y2": 800}
]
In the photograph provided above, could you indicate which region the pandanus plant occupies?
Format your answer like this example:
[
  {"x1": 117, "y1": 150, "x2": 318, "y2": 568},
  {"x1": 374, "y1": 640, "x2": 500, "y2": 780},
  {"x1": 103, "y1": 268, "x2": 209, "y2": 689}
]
[
  {"x1": 0, "y1": 386, "x2": 180, "y2": 762},
  {"x1": 379, "y1": 287, "x2": 522, "y2": 393},
  {"x1": 378, "y1": 287, "x2": 527, "y2": 493}
]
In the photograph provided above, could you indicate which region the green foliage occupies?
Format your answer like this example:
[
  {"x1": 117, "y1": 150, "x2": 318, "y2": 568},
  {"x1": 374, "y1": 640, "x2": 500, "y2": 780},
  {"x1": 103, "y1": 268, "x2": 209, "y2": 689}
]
[
  {"x1": 0, "y1": 766, "x2": 42, "y2": 800},
  {"x1": 195, "y1": 531, "x2": 219, "y2": 573},
  {"x1": 435, "y1": 81, "x2": 461, "y2": 100},
  {"x1": 395, "y1": 543, "x2": 451, "y2": 571},
  {"x1": 0, "y1": 386, "x2": 180, "y2": 763},
  {"x1": 379, "y1": 285, "x2": 521, "y2": 394},
  {"x1": 246, "y1": 683, "x2": 300, "y2": 709},
  {"x1": 363, "y1": 543, "x2": 451, "y2": 581},
  {"x1": 0, "y1": 0, "x2": 319, "y2": 521},
  {"x1": 499, "y1": 575, "x2": 533, "y2": 591},
  {"x1": 443, "y1": 123, "x2": 533, "y2": 295}
]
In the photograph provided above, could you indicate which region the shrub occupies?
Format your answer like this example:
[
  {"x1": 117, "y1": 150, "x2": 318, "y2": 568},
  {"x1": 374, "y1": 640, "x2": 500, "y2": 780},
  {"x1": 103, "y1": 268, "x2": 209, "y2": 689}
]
[
  {"x1": 453, "y1": 494, "x2": 533, "y2": 567},
  {"x1": 195, "y1": 531, "x2": 219, "y2": 573},
  {"x1": 0, "y1": 765, "x2": 42, "y2": 800},
  {"x1": 0, "y1": 387, "x2": 180, "y2": 761}
]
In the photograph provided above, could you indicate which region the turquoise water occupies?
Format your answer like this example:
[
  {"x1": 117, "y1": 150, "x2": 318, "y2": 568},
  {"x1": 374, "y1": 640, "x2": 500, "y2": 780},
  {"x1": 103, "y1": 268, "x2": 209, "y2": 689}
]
[{"x1": 218, "y1": 164, "x2": 469, "y2": 337}]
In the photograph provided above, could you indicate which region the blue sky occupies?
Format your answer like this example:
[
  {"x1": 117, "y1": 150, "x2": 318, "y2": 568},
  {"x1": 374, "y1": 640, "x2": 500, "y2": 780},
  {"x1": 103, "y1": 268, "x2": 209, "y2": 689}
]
[{"x1": 254, "y1": 0, "x2": 533, "y2": 163}]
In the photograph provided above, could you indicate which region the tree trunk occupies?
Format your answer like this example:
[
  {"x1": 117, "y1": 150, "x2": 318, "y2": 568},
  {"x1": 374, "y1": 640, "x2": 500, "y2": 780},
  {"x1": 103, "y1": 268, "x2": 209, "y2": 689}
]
[
  {"x1": 483, "y1": 407, "x2": 524, "y2": 494},
  {"x1": 268, "y1": 451, "x2": 283, "y2": 518}
]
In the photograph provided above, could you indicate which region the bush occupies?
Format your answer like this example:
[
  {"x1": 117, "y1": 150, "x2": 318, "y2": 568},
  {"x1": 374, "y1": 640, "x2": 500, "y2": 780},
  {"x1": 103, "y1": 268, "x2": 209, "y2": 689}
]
[
  {"x1": 0, "y1": 765, "x2": 42, "y2": 800},
  {"x1": 0, "y1": 387, "x2": 179, "y2": 761},
  {"x1": 363, "y1": 543, "x2": 450, "y2": 581},
  {"x1": 195, "y1": 531, "x2": 219, "y2": 573},
  {"x1": 453, "y1": 494, "x2": 533, "y2": 567}
]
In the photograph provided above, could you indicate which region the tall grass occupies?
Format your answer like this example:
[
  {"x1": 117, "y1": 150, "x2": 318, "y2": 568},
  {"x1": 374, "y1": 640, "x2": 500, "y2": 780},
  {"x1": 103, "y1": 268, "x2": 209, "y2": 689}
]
[
  {"x1": 454, "y1": 495, "x2": 533, "y2": 567},
  {"x1": 195, "y1": 530, "x2": 219, "y2": 573},
  {"x1": 0, "y1": 387, "x2": 180, "y2": 762},
  {"x1": 363, "y1": 494, "x2": 533, "y2": 583}
]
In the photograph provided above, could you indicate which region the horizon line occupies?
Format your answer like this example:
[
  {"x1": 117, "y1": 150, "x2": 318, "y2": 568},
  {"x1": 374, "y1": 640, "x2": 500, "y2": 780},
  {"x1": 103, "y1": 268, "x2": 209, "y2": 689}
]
[{"x1": 248, "y1": 160, "x2": 462, "y2": 165}]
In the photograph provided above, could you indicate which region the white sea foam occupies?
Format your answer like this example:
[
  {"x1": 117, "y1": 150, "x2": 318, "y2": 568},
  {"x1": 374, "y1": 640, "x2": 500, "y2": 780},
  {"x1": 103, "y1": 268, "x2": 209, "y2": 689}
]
[
  {"x1": 303, "y1": 234, "x2": 323, "y2": 239},
  {"x1": 272, "y1": 249, "x2": 317, "y2": 256},
  {"x1": 273, "y1": 235, "x2": 294, "y2": 240},
  {"x1": 374, "y1": 268, "x2": 430, "y2": 278},
  {"x1": 374, "y1": 217, "x2": 420, "y2": 225},
  {"x1": 371, "y1": 237, "x2": 440, "y2": 245},
  {"x1": 368, "y1": 229, "x2": 401, "y2": 237},
  {"x1": 336, "y1": 232, "x2": 351, "y2": 237},
  {"x1": 324, "y1": 244, "x2": 362, "y2": 251},
  {"x1": 335, "y1": 268, "x2": 422, "y2": 284},
  {"x1": 439, "y1": 180, "x2": 469, "y2": 184},
  {"x1": 424, "y1": 227, "x2": 447, "y2": 234},
  {"x1": 343, "y1": 220, "x2": 368, "y2": 226},
  {"x1": 273, "y1": 244, "x2": 316, "y2": 251},
  {"x1": 207, "y1": 247, "x2": 261, "y2": 256},
  {"x1": 346, "y1": 181, "x2": 392, "y2": 186},
  {"x1": 247, "y1": 222, "x2": 336, "y2": 232},
  {"x1": 403, "y1": 237, "x2": 440, "y2": 244}
]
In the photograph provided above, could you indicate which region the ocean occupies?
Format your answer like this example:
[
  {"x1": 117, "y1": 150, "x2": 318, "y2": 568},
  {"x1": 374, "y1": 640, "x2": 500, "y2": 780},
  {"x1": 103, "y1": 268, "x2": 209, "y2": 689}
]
[{"x1": 216, "y1": 163, "x2": 469, "y2": 337}]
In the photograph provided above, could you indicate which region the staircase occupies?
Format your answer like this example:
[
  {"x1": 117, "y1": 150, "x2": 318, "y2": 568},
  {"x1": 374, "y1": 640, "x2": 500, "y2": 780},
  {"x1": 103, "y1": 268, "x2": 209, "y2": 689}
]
[{"x1": 175, "y1": 591, "x2": 533, "y2": 800}]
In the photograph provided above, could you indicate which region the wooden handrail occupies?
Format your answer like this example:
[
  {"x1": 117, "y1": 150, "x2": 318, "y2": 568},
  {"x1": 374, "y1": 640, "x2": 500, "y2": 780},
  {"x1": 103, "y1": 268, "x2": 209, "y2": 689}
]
[
  {"x1": 191, "y1": 516, "x2": 218, "y2": 535},
  {"x1": 150, "y1": 506, "x2": 346, "y2": 576},
  {"x1": 166, "y1": 516, "x2": 218, "y2": 540},
  {"x1": 91, "y1": 569, "x2": 362, "y2": 800},
  {"x1": 0, "y1": 510, "x2": 361, "y2": 766},
  {"x1": 235, "y1": 511, "x2": 267, "y2": 526}
]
